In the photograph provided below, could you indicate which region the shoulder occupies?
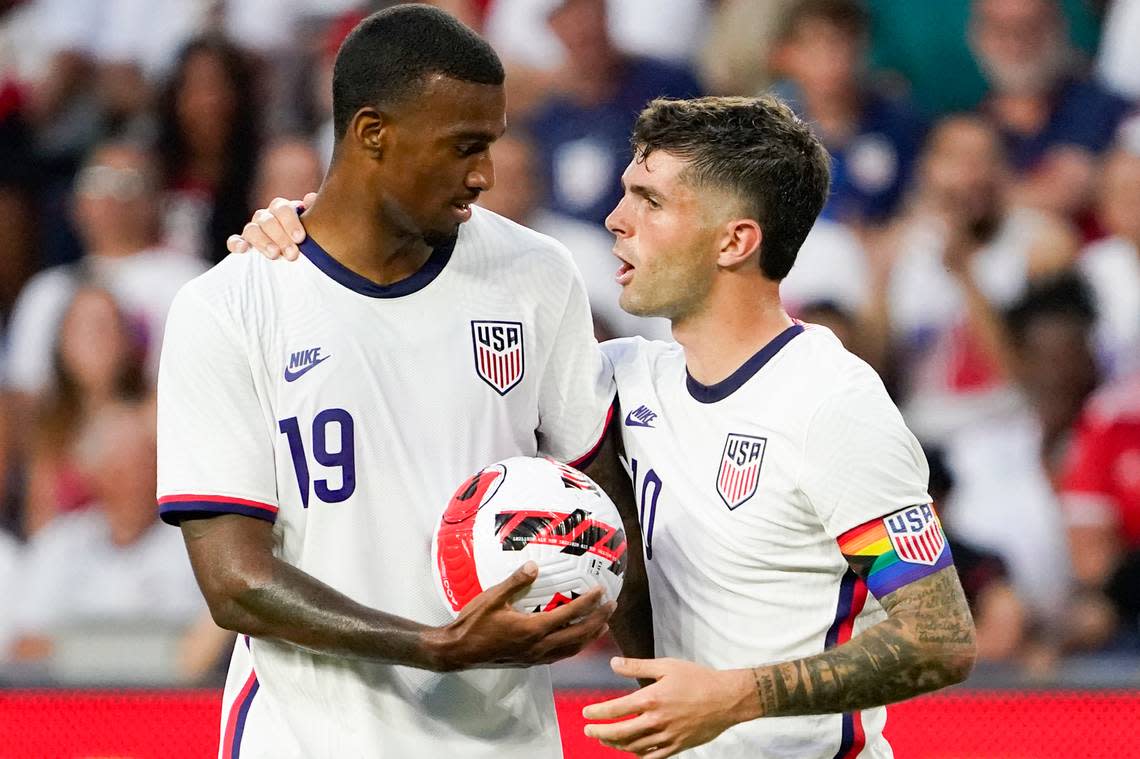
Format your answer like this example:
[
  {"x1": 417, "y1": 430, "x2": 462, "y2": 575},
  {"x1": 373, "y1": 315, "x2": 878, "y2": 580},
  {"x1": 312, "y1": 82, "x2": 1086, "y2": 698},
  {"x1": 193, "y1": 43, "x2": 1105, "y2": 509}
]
[
  {"x1": 601, "y1": 336, "x2": 678, "y2": 371},
  {"x1": 10, "y1": 265, "x2": 77, "y2": 315},
  {"x1": 1082, "y1": 374, "x2": 1140, "y2": 426},
  {"x1": 167, "y1": 252, "x2": 265, "y2": 325},
  {"x1": 462, "y1": 206, "x2": 584, "y2": 282},
  {"x1": 787, "y1": 325, "x2": 897, "y2": 414}
]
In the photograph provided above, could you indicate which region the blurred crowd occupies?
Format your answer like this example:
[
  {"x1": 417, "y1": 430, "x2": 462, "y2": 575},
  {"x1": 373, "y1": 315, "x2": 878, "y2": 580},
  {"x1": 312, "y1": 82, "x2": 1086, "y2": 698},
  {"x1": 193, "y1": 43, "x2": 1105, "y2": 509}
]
[{"x1": 0, "y1": 0, "x2": 1138, "y2": 685}]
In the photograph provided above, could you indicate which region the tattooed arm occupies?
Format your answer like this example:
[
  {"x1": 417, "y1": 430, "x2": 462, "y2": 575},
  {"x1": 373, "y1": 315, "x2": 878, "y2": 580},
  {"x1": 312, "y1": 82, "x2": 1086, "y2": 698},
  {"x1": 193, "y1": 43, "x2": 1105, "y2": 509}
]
[
  {"x1": 750, "y1": 565, "x2": 976, "y2": 716},
  {"x1": 582, "y1": 561, "x2": 976, "y2": 758}
]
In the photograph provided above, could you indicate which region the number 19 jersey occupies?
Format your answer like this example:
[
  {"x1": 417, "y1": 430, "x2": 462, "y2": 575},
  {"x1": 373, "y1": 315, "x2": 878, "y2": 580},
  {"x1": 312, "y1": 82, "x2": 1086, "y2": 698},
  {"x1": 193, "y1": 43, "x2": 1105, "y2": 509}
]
[{"x1": 156, "y1": 207, "x2": 614, "y2": 758}]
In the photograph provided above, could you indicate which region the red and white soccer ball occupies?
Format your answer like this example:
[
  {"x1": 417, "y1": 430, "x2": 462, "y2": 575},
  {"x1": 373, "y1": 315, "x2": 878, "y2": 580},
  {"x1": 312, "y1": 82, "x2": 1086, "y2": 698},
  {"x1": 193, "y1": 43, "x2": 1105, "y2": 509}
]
[{"x1": 432, "y1": 456, "x2": 627, "y2": 615}]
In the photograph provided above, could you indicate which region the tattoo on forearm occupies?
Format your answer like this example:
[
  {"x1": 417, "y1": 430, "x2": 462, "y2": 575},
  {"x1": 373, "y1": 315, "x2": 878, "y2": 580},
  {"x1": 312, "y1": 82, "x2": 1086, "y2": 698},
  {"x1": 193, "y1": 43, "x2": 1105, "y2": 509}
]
[{"x1": 752, "y1": 568, "x2": 976, "y2": 717}]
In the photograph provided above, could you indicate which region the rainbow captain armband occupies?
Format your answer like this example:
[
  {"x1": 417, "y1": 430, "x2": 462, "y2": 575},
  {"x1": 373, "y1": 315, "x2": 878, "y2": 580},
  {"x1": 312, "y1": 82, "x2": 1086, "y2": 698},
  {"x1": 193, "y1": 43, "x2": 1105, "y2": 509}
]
[{"x1": 837, "y1": 504, "x2": 954, "y2": 598}]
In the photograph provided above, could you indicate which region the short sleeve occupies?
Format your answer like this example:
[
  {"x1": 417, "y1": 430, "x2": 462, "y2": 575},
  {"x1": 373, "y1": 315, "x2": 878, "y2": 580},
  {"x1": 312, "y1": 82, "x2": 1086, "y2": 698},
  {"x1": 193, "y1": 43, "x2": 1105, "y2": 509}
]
[
  {"x1": 535, "y1": 264, "x2": 616, "y2": 468},
  {"x1": 156, "y1": 286, "x2": 279, "y2": 525},
  {"x1": 799, "y1": 371, "x2": 932, "y2": 538}
]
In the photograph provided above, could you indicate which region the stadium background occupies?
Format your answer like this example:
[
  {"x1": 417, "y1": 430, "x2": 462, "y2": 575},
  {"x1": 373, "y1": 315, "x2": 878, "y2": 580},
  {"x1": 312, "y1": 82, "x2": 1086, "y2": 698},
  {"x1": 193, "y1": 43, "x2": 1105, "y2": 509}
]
[{"x1": 1, "y1": 0, "x2": 1139, "y2": 756}]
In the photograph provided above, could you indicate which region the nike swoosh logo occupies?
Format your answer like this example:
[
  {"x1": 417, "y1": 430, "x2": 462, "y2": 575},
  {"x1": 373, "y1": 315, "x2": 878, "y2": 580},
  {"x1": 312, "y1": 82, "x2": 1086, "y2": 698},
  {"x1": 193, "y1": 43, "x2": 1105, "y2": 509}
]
[
  {"x1": 284, "y1": 355, "x2": 330, "y2": 382},
  {"x1": 624, "y1": 411, "x2": 655, "y2": 428}
]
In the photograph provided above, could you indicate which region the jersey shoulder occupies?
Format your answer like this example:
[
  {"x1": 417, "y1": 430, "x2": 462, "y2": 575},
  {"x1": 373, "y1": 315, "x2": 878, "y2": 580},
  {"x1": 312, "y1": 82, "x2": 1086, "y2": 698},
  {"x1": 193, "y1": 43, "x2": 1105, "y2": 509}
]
[
  {"x1": 785, "y1": 324, "x2": 892, "y2": 404},
  {"x1": 601, "y1": 336, "x2": 681, "y2": 376},
  {"x1": 462, "y1": 206, "x2": 582, "y2": 280}
]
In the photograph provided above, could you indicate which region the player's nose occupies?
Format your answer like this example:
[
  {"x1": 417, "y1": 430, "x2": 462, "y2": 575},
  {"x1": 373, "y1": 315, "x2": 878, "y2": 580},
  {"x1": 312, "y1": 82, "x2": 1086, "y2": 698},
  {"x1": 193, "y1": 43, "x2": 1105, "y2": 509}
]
[{"x1": 605, "y1": 198, "x2": 630, "y2": 238}]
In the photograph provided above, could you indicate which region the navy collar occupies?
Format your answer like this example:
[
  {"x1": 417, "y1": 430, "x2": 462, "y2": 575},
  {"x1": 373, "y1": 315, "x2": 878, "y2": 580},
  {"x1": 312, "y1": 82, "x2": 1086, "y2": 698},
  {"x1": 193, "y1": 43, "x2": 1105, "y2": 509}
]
[
  {"x1": 686, "y1": 324, "x2": 804, "y2": 403},
  {"x1": 298, "y1": 234, "x2": 455, "y2": 298}
]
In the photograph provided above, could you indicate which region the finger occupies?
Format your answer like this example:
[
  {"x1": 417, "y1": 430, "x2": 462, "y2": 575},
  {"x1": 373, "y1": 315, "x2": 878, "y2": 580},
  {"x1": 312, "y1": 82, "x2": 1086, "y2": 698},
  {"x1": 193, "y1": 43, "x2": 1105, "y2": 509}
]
[
  {"x1": 269, "y1": 196, "x2": 308, "y2": 245},
  {"x1": 529, "y1": 609, "x2": 611, "y2": 660},
  {"x1": 534, "y1": 587, "x2": 606, "y2": 630},
  {"x1": 622, "y1": 730, "x2": 673, "y2": 756},
  {"x1": 611, "y1": 656, "x2": 667, "y2": 681},
  {"x1": 484, "y1": 562, "x2": 539, "y2": 604},
  {"x1": 240, "y1": 222, "x2": 281, "y2": 259},
  {"x1": 302, "y1": 191, "x2": 318, "y2": 208},
  {"x1": 582, "y1": 690, "x2": 643, "y2": 721},
  {"x1": 644, "y1": 742, "x2": 681, "y2": 759},
  {"x1": 227, "y1": 234, "x2": 251, "y2": 254},
  {"x1": 584, "y1": 713, "x2": 656, "y2": 744},
  {"x1": 252, "y1": 208, "x2": 295, "y2": 256}
]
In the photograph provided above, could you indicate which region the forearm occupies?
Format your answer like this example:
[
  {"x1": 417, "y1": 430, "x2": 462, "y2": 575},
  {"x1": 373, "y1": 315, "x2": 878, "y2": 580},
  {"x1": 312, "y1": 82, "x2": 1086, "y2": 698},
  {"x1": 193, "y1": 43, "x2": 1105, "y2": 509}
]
[
  {"x1": 215, "y1": 556, "x2": 444, "y2": 670},
  {"x1": 610, "y1": 572, "x2": 655, "y2": 661},
  {"x1": 182, "y1": 515, "x2": 447, "y2": 671},
  {"x1": 746, "y1": 568, "x2": 976, "y2": 718}
]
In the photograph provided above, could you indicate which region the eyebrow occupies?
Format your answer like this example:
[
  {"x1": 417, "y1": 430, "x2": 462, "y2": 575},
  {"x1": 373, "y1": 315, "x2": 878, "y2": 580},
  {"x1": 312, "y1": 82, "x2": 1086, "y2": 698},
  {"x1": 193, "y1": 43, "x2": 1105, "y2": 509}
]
[
  {"x1": 445, "y1": 127, "x2": 506, "y2": 143},
  {"x1": 626, "y1": 181, "x2": 664, "y2": 203}
]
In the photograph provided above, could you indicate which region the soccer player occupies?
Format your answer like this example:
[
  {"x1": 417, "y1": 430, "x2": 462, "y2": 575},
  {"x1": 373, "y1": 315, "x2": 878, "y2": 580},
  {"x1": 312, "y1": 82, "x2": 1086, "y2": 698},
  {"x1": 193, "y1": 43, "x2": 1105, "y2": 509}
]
[
  {"x1": 157, "y1": 8, "x2": 627, "y2": 758},
  {"x1": 232, "y1": 98, "x2": 977, "y2": 757}
]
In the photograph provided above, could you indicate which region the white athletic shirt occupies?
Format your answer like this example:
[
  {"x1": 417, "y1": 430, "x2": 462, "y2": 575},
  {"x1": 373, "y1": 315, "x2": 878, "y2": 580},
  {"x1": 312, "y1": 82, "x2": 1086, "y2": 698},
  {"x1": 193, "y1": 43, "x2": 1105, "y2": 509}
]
[
  {"x1": 604, "y1": 324, "x2": 932, "y2": 759},
  {"x1": 156, "y1": 207, "x2": 615, "y2": 759}
]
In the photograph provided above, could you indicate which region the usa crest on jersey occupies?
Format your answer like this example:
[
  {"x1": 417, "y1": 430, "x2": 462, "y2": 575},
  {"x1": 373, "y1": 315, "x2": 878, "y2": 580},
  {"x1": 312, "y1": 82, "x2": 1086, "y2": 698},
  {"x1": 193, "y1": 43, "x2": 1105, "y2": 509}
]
[
  {"x1": 885, "y1": 504, "x2": 946, "y2": 566},
  {"x1": 716, "y1": 433, "x2": 766, "y2": 510},
  {"x1": 471, "y1": 320, "x2": 525, "y2": 395}
]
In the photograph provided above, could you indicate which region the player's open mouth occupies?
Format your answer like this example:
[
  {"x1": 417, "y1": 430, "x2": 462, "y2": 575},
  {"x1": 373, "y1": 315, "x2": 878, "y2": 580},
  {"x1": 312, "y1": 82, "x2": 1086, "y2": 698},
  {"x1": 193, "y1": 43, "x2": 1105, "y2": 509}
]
[
  {"x1": 451, "y1": 202, "x2": 472, "y2": 221},
  {"x1": 616, "y1": 260, "x2": 634, "y2": 286}
]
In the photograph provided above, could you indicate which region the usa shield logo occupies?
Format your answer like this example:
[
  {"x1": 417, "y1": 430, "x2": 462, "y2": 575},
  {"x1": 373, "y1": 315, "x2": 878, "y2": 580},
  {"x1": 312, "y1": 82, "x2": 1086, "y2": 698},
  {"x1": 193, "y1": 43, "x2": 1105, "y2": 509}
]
[
  {"x1": 471, "y1": 320, "x2": 524, "y2": 395},
  {"x1": 716, "y1": 433, "x2": 766, "y2": 510},
  {"x1": 884, "y1": 504, "x2": 946, "y2": 566}
]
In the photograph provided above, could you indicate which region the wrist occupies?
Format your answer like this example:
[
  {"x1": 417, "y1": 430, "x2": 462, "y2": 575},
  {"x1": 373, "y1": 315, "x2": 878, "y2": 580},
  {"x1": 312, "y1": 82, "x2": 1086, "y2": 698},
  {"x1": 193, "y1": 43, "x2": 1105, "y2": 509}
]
[
  {"x1": 419, "y1": 624, "x2": 461, "y2": 673},
  {"x1": 721, "y1": 667, "x2": 765, "y2": 725}
]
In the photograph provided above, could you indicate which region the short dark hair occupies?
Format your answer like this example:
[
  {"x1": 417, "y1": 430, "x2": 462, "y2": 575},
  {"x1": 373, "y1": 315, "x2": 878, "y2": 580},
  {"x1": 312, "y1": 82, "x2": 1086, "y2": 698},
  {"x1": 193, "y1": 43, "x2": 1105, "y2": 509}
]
[
  {"x1": 777, "y1": 0, "x2": 871, "y2": 42},
  {"x1": 632, "y1": 96, "x2": 831, "y2": 281},
  {"x1": 331, "y1": 4, "x2": 505, "y2": 139},
  {"x1": 1005, "y1": 270, "x2": 1096, "y2": 345}
]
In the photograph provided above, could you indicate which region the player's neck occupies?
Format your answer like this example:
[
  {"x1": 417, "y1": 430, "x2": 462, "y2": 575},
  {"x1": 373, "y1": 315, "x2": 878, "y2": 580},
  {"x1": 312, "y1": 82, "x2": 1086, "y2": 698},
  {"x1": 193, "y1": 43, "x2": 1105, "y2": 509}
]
[
  {"x1": 300, "y1": 180, "x2": 435, "y2": 286},
  {"x1": 672, "y1": 282, "x2": 793, "y2": 386}
]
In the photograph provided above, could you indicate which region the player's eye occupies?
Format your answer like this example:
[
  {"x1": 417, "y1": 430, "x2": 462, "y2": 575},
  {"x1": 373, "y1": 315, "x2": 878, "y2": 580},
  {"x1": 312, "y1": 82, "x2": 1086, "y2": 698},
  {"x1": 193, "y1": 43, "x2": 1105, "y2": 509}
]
[
  {"x1": 457, "y1": 143, "x2": 486, "y2": 157},
  {"x1": 645, "y1": 196, "x2": 661, "y2": 210}
]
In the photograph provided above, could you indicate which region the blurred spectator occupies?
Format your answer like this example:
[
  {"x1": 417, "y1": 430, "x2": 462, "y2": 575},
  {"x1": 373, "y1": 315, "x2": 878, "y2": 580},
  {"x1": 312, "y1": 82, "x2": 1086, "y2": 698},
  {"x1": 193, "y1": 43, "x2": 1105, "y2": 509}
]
[
  {"x1": 796, "y1": 300, "x2": 858, "y2": 351},
  {"x1": 864, "y1": 115, "x2": 1078, "y2": 443},
  {"x1": 780, "y1": 219, "x2": 871, "y2": 319},
  {"x1": 969, "y1": 0, "x2": 1130, "y2": 177},
  {"x1": 478, "y1": 132, "x2": 669, "y2": 340},
  {"x1": 157, "y1": 36, "x2": 259, "y2": 263},
  {"x1": 770, "y1": 0, "x2": 927, "y2": 225},
  {"x1": 944, "y1": 272, "x2": 1097, "y2": 622},
  {"x1": 695, "y1": 0, "x2": 797, "y2": 96},
  {"x1": 926, "y1": 446, "x2": 1029, "y2": 664},
  {"x1": 0, "y1": 76, "x2": 36, "y2": 319},
  {"x1": 1078, "y1": 145, "x2": 1140, "y2": 379},
  {"x1": 0, "y1": 525, "x2": 19, "y2": 655},
  {"x1": 522, "y1": 0, "x2": 701, "y2": 227},
  {"x1": 5, "y1": 401, "x2": 202, "y2": 664},
  {"x1": 1061, "y1": 371, "x2": 1140, "y2": 651},
  {"x1": 1096, "y1": 0, "x2": 1140, "y2": 100},
  {"x1": 867, "y1": 0, "x2": 1102, "y2": 117},
  {"x1": 252, "y1": 137, "x2": 323, "y2": 211},
  {"x1": 3, "y1": 139, "x2": 204, "y2": 403},
  {"x1": 485, "y1": 0, "x2": 709, "y2": 73},
  {"x1": 22, "y1": 286, "x2": 148, "y2": 537}
]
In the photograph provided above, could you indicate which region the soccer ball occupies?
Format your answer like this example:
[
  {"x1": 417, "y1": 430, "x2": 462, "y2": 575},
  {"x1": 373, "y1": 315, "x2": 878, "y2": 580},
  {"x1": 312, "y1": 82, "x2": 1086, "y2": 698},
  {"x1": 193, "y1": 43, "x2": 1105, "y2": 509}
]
[{"x1": 432, "y1": 456, "x2": 627, "y2": 615}]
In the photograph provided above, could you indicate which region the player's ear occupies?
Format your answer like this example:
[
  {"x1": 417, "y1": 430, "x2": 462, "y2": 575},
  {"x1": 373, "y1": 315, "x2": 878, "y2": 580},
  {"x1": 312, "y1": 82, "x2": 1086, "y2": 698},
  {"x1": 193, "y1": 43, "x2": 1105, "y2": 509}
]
[
  {"x1": 351, "y1": 107, "x2": 388, "y2": 160},
  {"x1": 716, "y1": 219, "x2": 762, "y2": 270}
]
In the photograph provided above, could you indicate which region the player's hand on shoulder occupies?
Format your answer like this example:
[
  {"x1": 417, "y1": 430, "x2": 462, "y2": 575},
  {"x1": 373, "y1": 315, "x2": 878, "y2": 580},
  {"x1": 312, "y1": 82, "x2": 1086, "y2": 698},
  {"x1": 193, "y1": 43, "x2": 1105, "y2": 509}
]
[
  {"x1": 582, "y1": 657, "x2": 752, "y2": 759},
  {"x1": 425, "y1": 561, "x2": 616, "y2": 672},
  {"x1": 226, "y1": 192, "x2": 317, "y2": 261}
]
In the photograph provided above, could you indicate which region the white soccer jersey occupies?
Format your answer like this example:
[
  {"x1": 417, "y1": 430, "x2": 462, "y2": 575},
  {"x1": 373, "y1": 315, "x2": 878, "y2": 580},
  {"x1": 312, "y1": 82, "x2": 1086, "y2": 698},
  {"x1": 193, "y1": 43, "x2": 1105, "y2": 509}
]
[
  {"x1": 157, "y1": 207, "x2": 614, "y2": 759},
  {"x1": 604, "y1": 324, "x2": 933, "y2": 759}
]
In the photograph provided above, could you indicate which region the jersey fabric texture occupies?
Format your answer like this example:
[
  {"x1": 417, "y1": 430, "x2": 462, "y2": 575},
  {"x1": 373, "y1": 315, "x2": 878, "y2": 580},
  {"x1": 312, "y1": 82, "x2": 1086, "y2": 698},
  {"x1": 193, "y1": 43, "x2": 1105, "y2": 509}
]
[
  {"x1": 156, "y1": 206, "x2": 614, "y2": 758},
  {"x1": 604, "y1": 323, "x2": 934, "y2": 759}
]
